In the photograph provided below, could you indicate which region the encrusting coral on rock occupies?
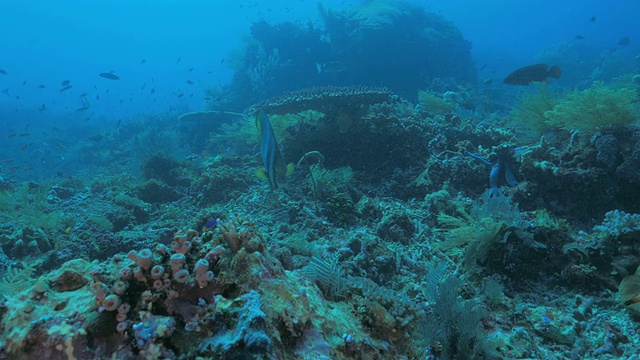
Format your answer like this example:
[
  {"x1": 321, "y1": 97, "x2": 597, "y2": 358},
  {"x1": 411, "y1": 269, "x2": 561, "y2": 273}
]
[{"x1": 0, "y1": 215, "x2": 399, "y2": 359}]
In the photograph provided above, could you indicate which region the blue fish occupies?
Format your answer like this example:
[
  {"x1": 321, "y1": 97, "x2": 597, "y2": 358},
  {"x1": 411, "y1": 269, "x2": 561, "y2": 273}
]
[
  {"x1": 202, "y1": 218, "x2": 218, "y2": 231},
  {"x1": 255, "y1": 109, "x2": 294, "y2": 189},
  {"x1": 467, "y1": 151, "x2": 518, "y2": 196}
]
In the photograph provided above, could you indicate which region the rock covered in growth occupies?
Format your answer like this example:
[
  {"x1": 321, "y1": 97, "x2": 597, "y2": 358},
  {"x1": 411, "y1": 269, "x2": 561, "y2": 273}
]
[
  {"x1": 376, "y1": 206, "x2": 416, "y2": 245},
  {"x1": 269, "y1": 93, "x2": 429, "y2": 180},
  {"x1": 616, "y1": 130, "x2": 640, "y2": 184},
  {"x1": 593, "y1": 134, "x2": 620, "y2": 171},
  {"x1": 0, "y1": 259, "x2": 97, "y2": 359},
  {"x1": 220, "y1": 0, "x2": 475, "y2": 110},
  {"x1": 319, "y1": 0, "x2": 476, "y2": 96},
  {"x1": 0, "y1": 224, "x2": 53, "y2": 259},
  {"x1": 135, "y1": 179, "x2": 181, "y2": 204},
  {"x1": 0, "y1": 217, "x2": 401, "y2": 359},
  {"x1": 198, "y1": 290, "x2": 271, "y2": 355}
]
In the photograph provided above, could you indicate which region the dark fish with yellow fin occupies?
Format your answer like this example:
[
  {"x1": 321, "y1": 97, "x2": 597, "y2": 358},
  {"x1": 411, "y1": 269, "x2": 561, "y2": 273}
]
[
  {"x1": 255, "y1": 109, "x2": 294, "y2": 189},
  {"x1": 503, "y1": 64, "x2": 561, "y2": 85}
]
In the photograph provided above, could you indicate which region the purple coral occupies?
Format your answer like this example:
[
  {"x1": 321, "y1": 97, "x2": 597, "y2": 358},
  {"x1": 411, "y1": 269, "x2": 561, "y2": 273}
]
[{"x1": 132, "y1": 315, "x2": 176, "y2": 349}]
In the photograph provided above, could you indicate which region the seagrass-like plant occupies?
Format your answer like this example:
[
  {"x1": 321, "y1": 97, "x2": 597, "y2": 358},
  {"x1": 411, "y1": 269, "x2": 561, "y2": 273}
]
[
  {"x1": 418, "y1": 90, "x2": 455, "y2": 116},
  {"x1": 434, "y1": 211, "x2": 503, "y2": 251},
  {"x1": 510, "y1": 83, "x2": 556, "y2": 133},
  {"x1": 544, "y1": 81, "x2": 638, "y2": 132},
  {"x1": 434, "y1": 191, "x2": 525, "y2": 251},
  {"x1": 214, "y1": 110, "x2": 325, "y2": 149}
]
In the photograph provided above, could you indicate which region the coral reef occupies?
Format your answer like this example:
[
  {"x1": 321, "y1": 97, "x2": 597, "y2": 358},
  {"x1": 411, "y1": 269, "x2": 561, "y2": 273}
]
[
  {"x1": 136, "y1": 179, "x2": 181, "y2": 204},
  {"x1": 318, "y1": 0, "x2": 476, "y2": 98},
  {"x1": 0, "y1": 215, "x2": 418, "y2": 358},
  {"x1": 1, "y1": 9, "x2": 640, "y2": 358},
  {"x1": 219, "y1": 0, "x2": 475, "y2": 111}
]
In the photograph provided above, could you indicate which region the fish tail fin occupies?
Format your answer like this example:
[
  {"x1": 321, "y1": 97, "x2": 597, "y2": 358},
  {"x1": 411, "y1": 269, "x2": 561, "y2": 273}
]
[
  {"x1": 505, "y1": 167, "x2": 518, "y2": 186},
  {"x1": 286, "y1": 163, "x2": 295, "y2": 176},
  {"x1": 256, "y1": 168, "x2": 268, "y2": 179},
  {"x1": 548, "y1": 65, "x2": 562, "y2": 79}
]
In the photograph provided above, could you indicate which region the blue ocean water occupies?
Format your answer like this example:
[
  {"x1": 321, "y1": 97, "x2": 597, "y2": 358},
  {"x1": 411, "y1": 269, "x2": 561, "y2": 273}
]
[
  {"x1": 1, "y1": 1, "x2": 637, "y2": 118},
  {"x1": 0, "y1": 0, "x2": 636, "y2": 180},
  {"x1": 1, "y1": 1, "x2": 640, "y2": 358},
  {"x1": 1, "y1": 1, "x2": 353, "y2": 119}
]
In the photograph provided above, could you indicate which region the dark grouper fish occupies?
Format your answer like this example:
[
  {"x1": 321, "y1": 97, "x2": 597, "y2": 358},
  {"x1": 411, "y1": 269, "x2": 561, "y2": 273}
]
[
  {"x1": 503, "y1": 64, "x2": 561, "y2": 85},
  {"x1": 255, "y1": 109, "x2": 294, "y2": 189}
]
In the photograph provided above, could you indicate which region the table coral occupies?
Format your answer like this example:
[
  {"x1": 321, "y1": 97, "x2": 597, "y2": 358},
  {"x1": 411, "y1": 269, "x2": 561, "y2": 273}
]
[{"x1": 250, "y1": 85, "x2": 394, "y2": 116}]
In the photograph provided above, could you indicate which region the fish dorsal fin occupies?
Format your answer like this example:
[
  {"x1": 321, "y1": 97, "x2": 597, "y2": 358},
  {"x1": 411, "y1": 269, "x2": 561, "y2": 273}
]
[{"x1": 255, "y1": 109, "x2": 269, "y2": 137}]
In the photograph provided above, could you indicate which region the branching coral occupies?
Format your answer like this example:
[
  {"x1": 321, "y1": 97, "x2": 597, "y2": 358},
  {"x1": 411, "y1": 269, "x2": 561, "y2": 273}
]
[{"x1": 593, "y1": 209, "x2": 640, "y2": 240}]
